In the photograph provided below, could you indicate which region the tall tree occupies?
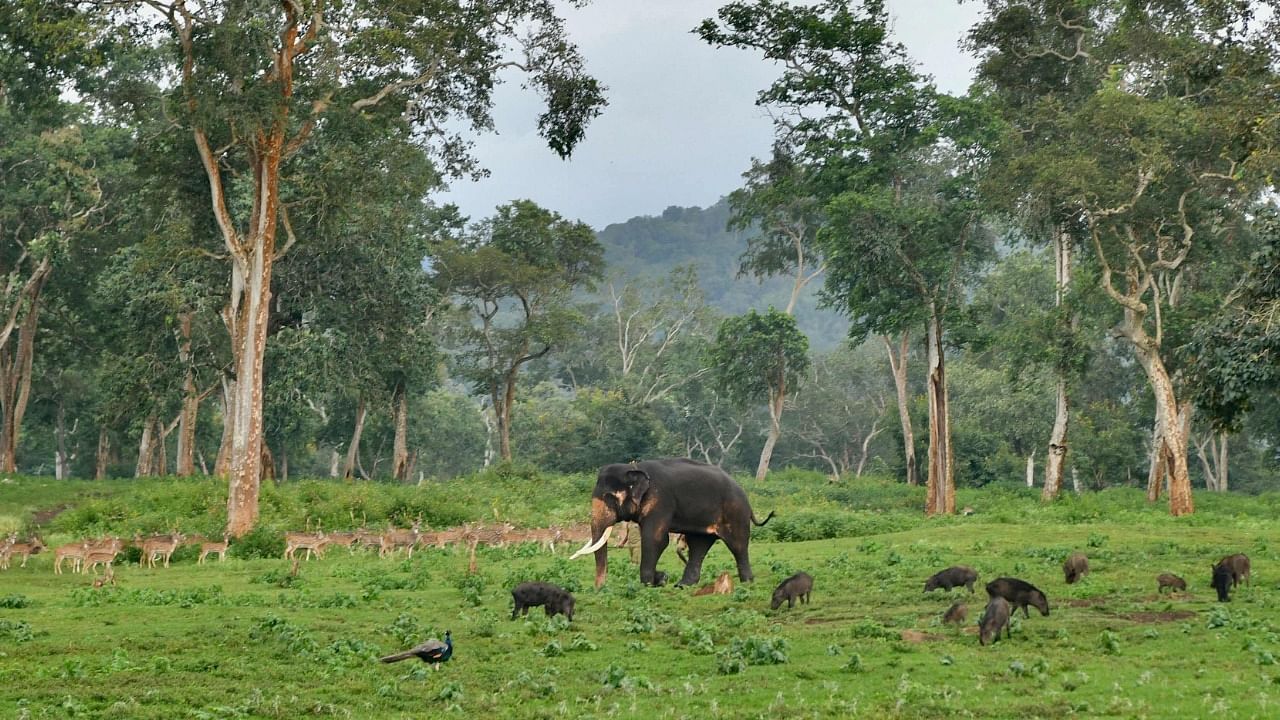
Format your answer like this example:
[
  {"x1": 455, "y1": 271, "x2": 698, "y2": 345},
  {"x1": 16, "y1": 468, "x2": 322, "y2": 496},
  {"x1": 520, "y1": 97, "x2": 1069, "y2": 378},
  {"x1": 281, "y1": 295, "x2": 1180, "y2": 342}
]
[
  {"x1": 436, "y1": 200, "x2": 604, "y2": 462},
  {"x1": 70, "y1": 0, "x2": 604, "y2": 533},
  {"x1": 709, "y1": 308, "x2": 809, "y2": 481},
  {"x1": 700, "y1": 0, "x2": 993, "y2": 512},
  {"x1": 728, "y1": 148, "x2": 827, "y2": 315},
  {"x1": 969, "y1": 0, "x2": 1280, "y2": 515}
]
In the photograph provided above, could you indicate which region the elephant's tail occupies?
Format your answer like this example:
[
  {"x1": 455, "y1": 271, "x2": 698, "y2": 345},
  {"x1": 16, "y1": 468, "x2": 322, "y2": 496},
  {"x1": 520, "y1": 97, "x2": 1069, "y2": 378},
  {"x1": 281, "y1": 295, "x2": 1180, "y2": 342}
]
[{"x1": 751, "y1": 511, "x2": 776, "y2": 527}]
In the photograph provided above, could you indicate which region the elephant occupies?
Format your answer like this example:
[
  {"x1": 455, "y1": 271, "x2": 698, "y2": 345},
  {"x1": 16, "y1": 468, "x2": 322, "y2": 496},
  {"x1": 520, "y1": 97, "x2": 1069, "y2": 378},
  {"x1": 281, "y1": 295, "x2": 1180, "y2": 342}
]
[{"x1": 570, "y1": 458, "x2": 774, "y2": 588}]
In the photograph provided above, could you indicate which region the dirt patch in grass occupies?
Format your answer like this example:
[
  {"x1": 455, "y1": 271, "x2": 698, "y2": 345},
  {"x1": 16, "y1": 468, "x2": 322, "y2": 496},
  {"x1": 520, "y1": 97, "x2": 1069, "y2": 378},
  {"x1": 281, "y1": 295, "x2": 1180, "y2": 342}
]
[
  {"x1": 1064, "y1": 597, "x2": 1109, "y2": 608},
  {"x1": 803, "y1": 616, "x2": 857, "y2": 625},
  {"x1": 1111, "y1": 610, "x2": 1196, "y2": 623},
  {"x1": 900, "y1": 629, "x2": 944, "y2": 643},
  {"x1": 32, "y1": 504, "x2": 68, "y2": 525}
]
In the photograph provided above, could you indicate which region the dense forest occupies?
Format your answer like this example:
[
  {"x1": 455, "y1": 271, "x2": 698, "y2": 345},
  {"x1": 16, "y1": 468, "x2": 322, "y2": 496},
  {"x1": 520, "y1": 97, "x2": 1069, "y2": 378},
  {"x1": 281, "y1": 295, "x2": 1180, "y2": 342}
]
[{"x1": 1, "y1": 1, "x2": 1278, "y2": 528}]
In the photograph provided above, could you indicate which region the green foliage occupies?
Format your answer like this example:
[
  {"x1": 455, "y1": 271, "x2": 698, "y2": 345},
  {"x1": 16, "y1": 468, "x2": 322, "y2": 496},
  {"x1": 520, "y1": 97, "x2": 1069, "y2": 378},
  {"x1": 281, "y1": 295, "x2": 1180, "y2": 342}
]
[{"x1": 710, "y1": 308, "x2": 810, "y2": 407}]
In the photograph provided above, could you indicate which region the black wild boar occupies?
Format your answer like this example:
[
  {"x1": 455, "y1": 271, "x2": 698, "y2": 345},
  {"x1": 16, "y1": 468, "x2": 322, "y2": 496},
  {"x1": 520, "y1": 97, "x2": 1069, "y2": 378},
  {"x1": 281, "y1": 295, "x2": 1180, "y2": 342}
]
[
  {"x1": 943, "y1": 601, "x2": 967, "y2": 625},
  {"x1": 1156, "y1": 573, "x2": 1186, "y2": 593},
  {"x1": 985, "y1": 577, "x2": 1050, "y2": 618},
  {"x1": 511, "y1": 581, "x2": 576, "y2": 621},
  {"x1": 978, "y1": 596, "x2": 1011, "y2": 646},
  {"x1": 1211, "y1": 564, "x2": 1234, "y2": 602},
  {"x1": 1062, "y1": 552, "x2": 1089, "y2": 584},
  {"x1": 1216, "y1": 554, "x2": 1251, "y2": 587},
  {"x1": 923, "y1": 566, "x2": 978, "y2": 593},
  {"x1": 771, "y1": 572, "x2": 814, "y2": 610}
]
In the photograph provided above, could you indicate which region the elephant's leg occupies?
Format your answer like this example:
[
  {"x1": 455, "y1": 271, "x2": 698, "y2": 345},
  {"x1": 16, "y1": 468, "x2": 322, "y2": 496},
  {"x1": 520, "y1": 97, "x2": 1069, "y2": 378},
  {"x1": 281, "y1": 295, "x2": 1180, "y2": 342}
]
[
  {"x1": 724, "y1": 531, "x2": 755, "y2": 583},
  {"x1": 638, "y1": 525, "x2": 670, "y2": 586},
  {"x1": 677, "y1": 534, "x2": 716, "y2": 587}
]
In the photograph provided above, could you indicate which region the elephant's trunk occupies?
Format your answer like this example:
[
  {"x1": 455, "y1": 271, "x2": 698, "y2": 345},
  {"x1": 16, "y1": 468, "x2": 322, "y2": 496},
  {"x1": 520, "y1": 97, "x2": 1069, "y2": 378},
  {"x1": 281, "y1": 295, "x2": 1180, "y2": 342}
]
[{"x1": 569, "y1": 497, "x2": 617, "y2": 588}]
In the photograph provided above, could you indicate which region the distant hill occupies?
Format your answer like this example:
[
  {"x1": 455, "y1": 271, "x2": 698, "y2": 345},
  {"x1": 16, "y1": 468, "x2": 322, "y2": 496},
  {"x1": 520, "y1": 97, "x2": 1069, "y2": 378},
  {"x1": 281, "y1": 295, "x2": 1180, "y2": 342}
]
[{"x1": 596, "y1": 199, "x2": 850, "y2": 351}]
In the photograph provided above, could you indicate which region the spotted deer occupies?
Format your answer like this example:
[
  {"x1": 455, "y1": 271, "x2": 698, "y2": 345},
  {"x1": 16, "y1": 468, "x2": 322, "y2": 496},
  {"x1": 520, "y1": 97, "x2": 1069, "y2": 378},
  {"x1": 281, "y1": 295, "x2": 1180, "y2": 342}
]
[
  {"x1": 198, "y1": 534, "x2": 230, "y2": 564},
  {"x1": 284, "y1": 531, "x2": 329, "y2": 561},
  {"x1": 140, "y1": 533, "x2": 184, "y2": 569},
  {"x1": 378, "y1": 520, "x2": 421, "y2": 558},
  {"x1": 53, "y1": 541, "x2": 89, "y2": 574},
  {"x1": 80, "y1": 537, "x2": 125, "y2": 575},
  {"x1": 1, "y1": 535, "x2": 44, "y2": 569}
]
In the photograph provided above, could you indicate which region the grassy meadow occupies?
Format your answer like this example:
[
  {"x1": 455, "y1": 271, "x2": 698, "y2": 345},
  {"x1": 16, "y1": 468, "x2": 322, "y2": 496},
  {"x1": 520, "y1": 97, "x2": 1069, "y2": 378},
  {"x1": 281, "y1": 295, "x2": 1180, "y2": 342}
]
[{"x1": 2, "y1": 470, "x2": 1280, "y2": 719}]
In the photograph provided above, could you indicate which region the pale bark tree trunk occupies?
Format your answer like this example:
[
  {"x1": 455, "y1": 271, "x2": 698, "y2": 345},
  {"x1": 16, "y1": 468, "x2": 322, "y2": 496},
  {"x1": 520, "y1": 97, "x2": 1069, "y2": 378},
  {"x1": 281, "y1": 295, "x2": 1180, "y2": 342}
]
[
  {"x1": 1043, "y1": 229, "x2": 1073, "y2": 500},
  {"x1": 329, "y1": 450, "x2": 341, "y2": 478},
  {"x1": 175, "y1": 313, "x2": 199, "y2": 476},
  {"x1": 481, "y1": 402, "x2": 496, "y2": 468},
  {"x1": 924, "y1": 311, "x2": 955, "y2": 515},
  {"x1": 136, "y1": 414, "x2": 158, "y2": 478},
  {"x1": 1071, "y1": 466, "x2": 1081, "y2": 494},
  {"x1": 1025, "y1": 450, "x2": 1036, "y2": 488},
  {"x1": 215, "y1": 376, "x2": 235, "y2": 477},
  {"x1": 343, "y1": 396, "x2": 367, "y2": 479},
  {"x1": 755, "y1": 384, "x2": 784, "y2": 482},
  {"x1": 1195, "y1": 430, "x2": 1229, "y2": 492},
  {"x1": 55, "y1": 402, "x2": 74, "y2": 480},
  {"x1": 1089, "y1": 212, "x2": 1194, "y2": 515},
  {"x1": 882, "y1": 333, "x2": 918, "y2": 486},
  {"x1": 279, "y1": 445, "x2": 289, "y2": 484},
  {"x1": 391, "y1": 382, "x2": 410, "y2": 482},
  {"x1": 1134, "y1": 340, "x2": 1194, "y2": 515},
  {"x1": 95, "y1": 427, "x2": 111, "y2": 480}
]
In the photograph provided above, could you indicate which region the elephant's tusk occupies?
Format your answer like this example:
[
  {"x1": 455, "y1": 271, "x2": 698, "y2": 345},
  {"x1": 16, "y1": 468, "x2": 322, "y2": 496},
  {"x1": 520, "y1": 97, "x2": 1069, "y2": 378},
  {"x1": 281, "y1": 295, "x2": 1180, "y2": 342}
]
[{"x1": 570, "y1": 525, "x2": 613, "y2": 560}]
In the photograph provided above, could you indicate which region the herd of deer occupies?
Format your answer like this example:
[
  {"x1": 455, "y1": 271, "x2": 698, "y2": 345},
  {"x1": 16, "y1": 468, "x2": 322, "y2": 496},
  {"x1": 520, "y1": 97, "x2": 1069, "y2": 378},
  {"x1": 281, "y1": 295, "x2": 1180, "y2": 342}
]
[
  {"x1": 0, "y1": 521, "x2": 599, "y2": 578},
  {"x1": 282, "y1": 520, "x2": 594, "y2": 562},
  {"x1": 0, "y1": 531, "x2": 231, "y2": 576}
]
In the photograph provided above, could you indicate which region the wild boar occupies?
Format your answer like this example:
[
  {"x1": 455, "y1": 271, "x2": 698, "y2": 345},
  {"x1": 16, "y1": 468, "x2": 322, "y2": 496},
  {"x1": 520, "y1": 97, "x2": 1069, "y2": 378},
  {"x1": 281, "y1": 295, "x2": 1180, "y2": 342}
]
[
  {"x1": 978, "y1": 596, "x2": 1011, "y2": 646},
  {"x1": 943, "y1": 601, "x2": 968, "y2": 625},
  {"x1": 1216, "y1": 554, "x2": 1251, "y2": 588},
  {"x1": 985, "y1": 577, "x2": 1050, "y2": 618},
  {"x1": 770, "y1": 572, "x2": 814, "y2": 610},
  {"x1": 1063, "y1": 552, "x2": 1089, "y2": 584},
  {"x1": 1156, "y1": 573, "x2": 1186, "y2": 593},
  {"x1": 511, "y1": 581, "x2": 576, "y2": 621},
  {"x1": 1211, "y1": 564, "x2": 1234, "y2": 602},
  {"x1": 924, "y1": 566, "x2": 978, "y2": 593}
]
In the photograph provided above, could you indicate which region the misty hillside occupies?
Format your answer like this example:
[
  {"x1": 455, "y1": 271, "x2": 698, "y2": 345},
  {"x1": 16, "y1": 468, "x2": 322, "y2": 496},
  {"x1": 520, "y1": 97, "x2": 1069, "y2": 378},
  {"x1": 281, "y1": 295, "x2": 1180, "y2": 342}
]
[{"x1": 596, "y1": 199, "x2": 850, "y2": 350}]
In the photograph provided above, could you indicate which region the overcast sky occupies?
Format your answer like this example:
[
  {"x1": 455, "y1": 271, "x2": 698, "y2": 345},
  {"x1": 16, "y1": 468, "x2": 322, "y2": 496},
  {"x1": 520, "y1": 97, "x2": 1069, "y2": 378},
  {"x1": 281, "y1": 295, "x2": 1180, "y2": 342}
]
[{"x1": 437, "y1": 0, "x2": 983, "y2": 229}]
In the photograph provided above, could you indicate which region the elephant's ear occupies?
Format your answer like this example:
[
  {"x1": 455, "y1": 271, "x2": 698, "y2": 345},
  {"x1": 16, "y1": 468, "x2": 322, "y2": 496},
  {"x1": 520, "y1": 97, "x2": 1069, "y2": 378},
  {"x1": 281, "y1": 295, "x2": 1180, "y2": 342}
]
[{"x1": 625, "y1": 469, "x2": 651, "y2": 506}]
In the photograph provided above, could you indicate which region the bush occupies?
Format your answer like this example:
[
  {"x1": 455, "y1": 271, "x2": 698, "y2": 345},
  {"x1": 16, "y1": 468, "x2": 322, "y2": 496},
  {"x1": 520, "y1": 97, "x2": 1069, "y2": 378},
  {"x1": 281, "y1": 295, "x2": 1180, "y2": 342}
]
[{"x1": 229, "y1": 526, "x2": 285, "y2": 559}]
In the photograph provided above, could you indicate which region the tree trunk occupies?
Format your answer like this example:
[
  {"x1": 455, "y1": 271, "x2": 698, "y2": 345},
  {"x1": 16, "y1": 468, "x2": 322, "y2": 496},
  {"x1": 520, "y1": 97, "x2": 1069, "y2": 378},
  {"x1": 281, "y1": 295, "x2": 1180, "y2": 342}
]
[
  {"x1": 0, "y1": 276, "x2": 43, "y2": 473},
  {"x1": 280, "y1": 444, "x2": 289, "y2": 484},
  {"x1": 175, "y1": 313, "x2": 199, "y2": 476},
  {"x1": 494, "y1": 367, "x2": 520, "y2": 462},
  {"x1": 1043, "y1": 229, "x2": 1072, "y2": 501},
  {"x1": 95, "y1": 427, "x2": 111, "y2": 480},
  {"x1": 1043, "y1": 377, "x2": 1069, "y2": 500},
  {"x1": 1216, "y1": 433, "x2": 1228, "y2": 492},
  {"x1": 755, "y1": 385, "x2": 784, "y2": 482},
  {"x1": 329, "y1": 450, "x2": 341, "y2": 478},
  {"x1": 1134, "y1": 341, "x2": 1194, "y2": 515},
  {"x1": 391, "y1": 382, "x2": 410, "y2": 482},
  {"x1": 136, "y1": 414, "x2": 157, "y2": 478},
  {"x1": 343, "y1": 396, "x2": 367, "y2": 479},
  {"x1": 225, "y1": 236, "x2": 275, "y2": 536},
  {"x1": 0, "y1": 259, "x2": 49, "y2": 474},
  {"x1": 882, "y1": 333, "x2": 918, "y2": 486},
  {"x1": 924, "y1": 311, "x2": 955, "y2": 515},
  {"x1": 1025, "y1": 450, "x2": 1035, "y2": 488},
  {"x1": 55, "y1": 402, "x2": 72, "y2": 480},
  {"x1": 154, "y1": 416, "x2": 168, "y2": 476},
  {"x1": 215, "y1": 376, "x2": 235, "y2": 477}
]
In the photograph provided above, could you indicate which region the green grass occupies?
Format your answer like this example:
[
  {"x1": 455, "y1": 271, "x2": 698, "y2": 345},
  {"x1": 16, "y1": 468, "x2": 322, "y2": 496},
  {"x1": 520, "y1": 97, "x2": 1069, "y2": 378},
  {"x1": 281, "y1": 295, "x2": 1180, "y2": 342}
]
[{"x1": 2, "y1": 473, "x2": 1279, "y2": 718}]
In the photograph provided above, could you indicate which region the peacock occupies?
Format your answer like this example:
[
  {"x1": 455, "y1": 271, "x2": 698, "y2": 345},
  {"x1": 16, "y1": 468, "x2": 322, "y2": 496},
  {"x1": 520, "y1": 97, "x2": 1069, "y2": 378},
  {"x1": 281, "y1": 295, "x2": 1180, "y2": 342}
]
[{"x1": 379, "y1": 630, "x2": 453, "y2": 666}]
